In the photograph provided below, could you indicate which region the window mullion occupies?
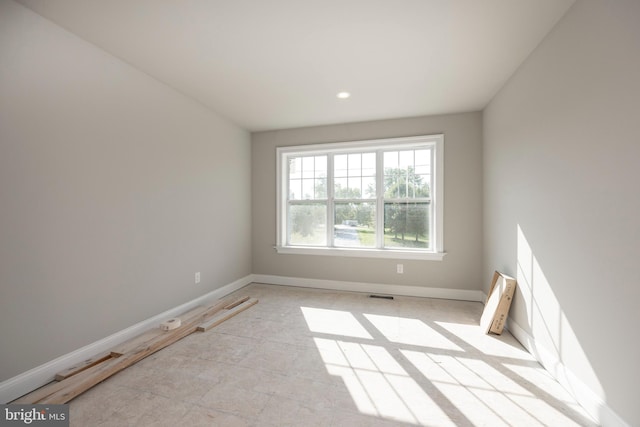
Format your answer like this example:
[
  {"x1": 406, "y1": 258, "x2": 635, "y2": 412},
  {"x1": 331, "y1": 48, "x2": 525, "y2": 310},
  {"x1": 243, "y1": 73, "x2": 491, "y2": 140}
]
[
  {"x1": 430, "y1": 146, "x2": 437, "y2": 251},
  {"x1": 285, "y1": 155, "x2": 291, "y2": 246},
  {"x1": 376, "y1": 150, "x2": 384, "y2": 249},
  {"x1": 327, "y1": 154, "x2": 335, "y2": 247}
]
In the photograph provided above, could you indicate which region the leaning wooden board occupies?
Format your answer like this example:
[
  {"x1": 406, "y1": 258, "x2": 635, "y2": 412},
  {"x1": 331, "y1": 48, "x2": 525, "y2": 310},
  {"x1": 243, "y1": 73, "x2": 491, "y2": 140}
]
[
  {"x1": 12, "y1": 296, "x2": 258, "y2": 404},
  {"x1": 480, "y1": 271, "x2": 516, "y2": 335}
]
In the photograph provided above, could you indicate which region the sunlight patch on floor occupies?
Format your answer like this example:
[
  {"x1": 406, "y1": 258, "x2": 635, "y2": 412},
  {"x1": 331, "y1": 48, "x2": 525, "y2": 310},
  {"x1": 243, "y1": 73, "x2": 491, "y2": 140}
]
[
  {"x1": 401, "y1": 350, "x2": 532, "y2": 427},
  {"x1": 435, "y1": 321, "x2": 530, "y2": 358},
  {"x1": 313, "y1": 337, "x2": 455, "y2": 426},
  {"x1": 299, "y1": 301, "x2": 595, "y2": 427},
  {"x1": 503, "y1": 363, "x2": 587, "y2": 425},
  {"x1": 301, "y1": 307, "x2": 372, "y2": 339},
  {"x1": 364, "y1": 313, "x2": 462, "y2": 351}
]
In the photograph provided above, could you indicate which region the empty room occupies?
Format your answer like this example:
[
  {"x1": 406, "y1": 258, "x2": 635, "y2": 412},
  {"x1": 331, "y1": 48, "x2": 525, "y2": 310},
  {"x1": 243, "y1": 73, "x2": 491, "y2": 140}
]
[{"x1": 1, "y1": 0, "x2": 638, "y2": 426}]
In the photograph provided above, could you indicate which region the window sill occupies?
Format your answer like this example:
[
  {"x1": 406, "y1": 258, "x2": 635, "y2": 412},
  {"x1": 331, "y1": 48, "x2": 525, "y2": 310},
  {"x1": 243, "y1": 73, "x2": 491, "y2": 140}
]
[{"x1": 274, "y1": 246, "x2": 446, "y2": 261}]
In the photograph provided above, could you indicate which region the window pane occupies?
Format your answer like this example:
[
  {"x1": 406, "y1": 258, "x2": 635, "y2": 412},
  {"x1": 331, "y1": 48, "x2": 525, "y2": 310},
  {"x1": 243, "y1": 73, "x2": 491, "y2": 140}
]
[
  {"x1": 384, "y1": 202, "x2": 430, "y2": 249},
  {"x1": 315, "y1": 156, "x2": 327, "y2": 174},
  {"x1": 384, "y1": 149, "x2": 432, "y2": 199},
  {"x1": 334, "y1": 178, "x2": 348, "y2": 198},
  {"x1": 289, "y1": 157, "x2": 301, "y2": 180},
  {"x1": 348, "y1": 153, "x2": 361, "y2": 176},
  {"x1": 334, "y1": 202, "x2": 376, "y2": 248},
  {"x1": 362, "y1": 152, "x2": 376, "y2": 176},
  {"x1": 384, "y1": 151, "x2": 403, "y2": 197},
  {"x1": 335, "y1": 154, "x2": 348, "y2": 177},
  {"x1": 384, "y1": 151, "x2": 398, "y2": 169},
  {"x1": 302, "y1": 179, "x2": 315, "y2": 199},
  {"x1": 416, "y1": 174, "x2": 430, "y2": 197},
  {"x1": 415, "y1": 149, "x2": 429, "y2": 166},
  {"x1": 399, "y1": 150, "x2": 413, "y2": 169},
  {"x1": 414, "y1": 165, "x2": 429, "y2": 175},
  {"x1": 288, "y1": 203, "x2": 327, "y2": 246},
  {"x1": 362, "y1": 176, "x2": 376, "y2": 198},
  {"x1": 384, "y1": 166, "x2": 407, "y2": 198},
  {"x1": 415, "y1": 149, "x2": 430, "y2": 174},
  {"x1": 315, "y1": 178, "x2": 327, "y2": 198},
  {"x1": 290, "y1": 155, "x2": 326, "y2": 200},
  {"x1": 336, "y1": 151, "x2": 376, "y2": 199},
  {"x1": 302, "y1": 156, "x2": 314, "y2": 176},
  {"x1": 348, "y1": 177, "x2": 361, "y2": 197},
  {"x1": 289, "y1": 179, "x2": 302, "y2": 200}
]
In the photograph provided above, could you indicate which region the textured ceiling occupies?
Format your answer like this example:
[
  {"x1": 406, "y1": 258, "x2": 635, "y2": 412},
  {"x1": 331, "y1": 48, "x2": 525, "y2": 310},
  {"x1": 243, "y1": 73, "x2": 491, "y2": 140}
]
[{"x1": 18, "y1": 0, "x2": 575, "y2": 131}]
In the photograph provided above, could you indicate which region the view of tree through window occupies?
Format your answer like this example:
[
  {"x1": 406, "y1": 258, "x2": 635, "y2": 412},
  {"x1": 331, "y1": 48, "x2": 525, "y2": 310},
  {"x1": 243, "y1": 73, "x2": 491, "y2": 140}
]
[
  {"x1": 383, "y1": 150, "x2": 431, "y2": 248},
  {"x1": 287, "y1": 155, "x2": 327, "y2": 246},
  {"x1": 333, "y1": 152, "x2": 376, "y2": 248}
]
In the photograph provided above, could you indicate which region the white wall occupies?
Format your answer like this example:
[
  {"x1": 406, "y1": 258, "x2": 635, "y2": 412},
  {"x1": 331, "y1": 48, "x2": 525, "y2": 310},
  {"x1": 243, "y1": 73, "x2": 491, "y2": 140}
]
[
  {"x1": 252, "y1": 112, "x2": 483, "y2": 294},
  {"x1": 483, "y1": 1, "x2": 640, "y2": 425},
  {"x1": 0, "y1": 0, "x2": 251, "y2": 381}
]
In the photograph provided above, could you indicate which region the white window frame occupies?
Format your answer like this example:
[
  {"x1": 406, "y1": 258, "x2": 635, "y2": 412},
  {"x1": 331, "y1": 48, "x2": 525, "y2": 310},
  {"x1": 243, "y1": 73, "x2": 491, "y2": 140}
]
[{"x1": 276, "y1": 135, "x2": 445, "y2": 260}]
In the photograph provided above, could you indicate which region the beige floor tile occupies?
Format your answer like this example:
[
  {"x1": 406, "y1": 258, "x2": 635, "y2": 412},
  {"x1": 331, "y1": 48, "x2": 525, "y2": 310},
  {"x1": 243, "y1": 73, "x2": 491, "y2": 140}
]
[
  {"x1": 199, "y1": 332, "x2": 261, "y2": 364},
  {"x1": 178, "y1": 405, "x2": 254, "y2": 427},
  {"x1": 198, "y1": 383, "x2": 270, "y2": 419},
  {"x1": 77, "y1": 391, "x2": 189, "y2": 427},
  {"x1": 330, "y1": 408, "x2": 416, "y2": 427}
]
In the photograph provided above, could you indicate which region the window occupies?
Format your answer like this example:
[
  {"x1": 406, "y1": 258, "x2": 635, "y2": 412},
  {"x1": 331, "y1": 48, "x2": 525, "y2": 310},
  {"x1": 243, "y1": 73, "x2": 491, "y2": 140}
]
[{"x1": 276, "y1": 135, "x2": 444, "y2": 260}]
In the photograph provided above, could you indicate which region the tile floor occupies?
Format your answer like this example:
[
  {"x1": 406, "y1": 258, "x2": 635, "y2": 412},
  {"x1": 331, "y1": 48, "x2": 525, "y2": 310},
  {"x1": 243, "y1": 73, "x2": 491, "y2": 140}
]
[{"x1": 69, "y1": 283, "x2": 597, "y2": 426}]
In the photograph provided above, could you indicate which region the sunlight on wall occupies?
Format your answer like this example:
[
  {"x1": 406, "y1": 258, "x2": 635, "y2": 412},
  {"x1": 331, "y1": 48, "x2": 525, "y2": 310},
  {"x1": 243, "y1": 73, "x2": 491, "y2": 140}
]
[
  {"x1": 516, "y1": 224, "x2": 604, "y2": 416},
  {"x1": 517, "y1": 224, "x2": 560, "y2": 355}
]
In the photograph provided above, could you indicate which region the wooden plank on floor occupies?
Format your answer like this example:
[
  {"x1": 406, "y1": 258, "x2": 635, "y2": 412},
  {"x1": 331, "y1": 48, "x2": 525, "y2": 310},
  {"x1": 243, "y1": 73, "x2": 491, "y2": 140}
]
[
  {"x1": 109, "y1": 304, "x2": 215, "y2": 356},
  {"x1": 33, "y1": 297, "x2": 250, "y2": 404},
  {"x1": 11, "y1": 381, "x2": 68, "y2": 404},
  {"x1": 197, "y1": 298, "x2": 258, "y2": 332},
  {"x1": 54, "y1": 352, "x2": 115, "y2": 381},
  {"x1": 109, "y1": 328, "x2": 171, "y2": 357},
  {"x1": 223, "y1": 295, "x2": 250, "y2": 310}
]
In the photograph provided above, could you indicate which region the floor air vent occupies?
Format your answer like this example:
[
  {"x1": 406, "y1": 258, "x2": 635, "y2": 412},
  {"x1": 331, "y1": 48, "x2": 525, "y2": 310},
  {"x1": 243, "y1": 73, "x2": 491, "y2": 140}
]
[{"x1": 369, "y1": 294, "x2": 394, "y2": 300}]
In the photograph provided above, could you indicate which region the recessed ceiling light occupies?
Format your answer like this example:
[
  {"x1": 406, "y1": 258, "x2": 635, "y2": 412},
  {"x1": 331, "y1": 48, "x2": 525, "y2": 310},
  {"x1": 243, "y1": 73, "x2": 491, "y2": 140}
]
[{"x1": 336, "y1": 91, "x2": 351, "y2": 99}]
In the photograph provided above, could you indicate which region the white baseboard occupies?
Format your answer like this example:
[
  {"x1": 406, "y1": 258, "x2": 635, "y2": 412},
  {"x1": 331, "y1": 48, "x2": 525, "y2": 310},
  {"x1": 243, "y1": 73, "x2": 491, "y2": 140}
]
[
  {"x1": 251, "y1": 274, "x2": 485, "y2": 302},
  {"x1": 506, "y1": 319, "x2": 629, "y2": 427},
  {"x1": 0, "y1": 275, "x2": 252, "y2": 404}
]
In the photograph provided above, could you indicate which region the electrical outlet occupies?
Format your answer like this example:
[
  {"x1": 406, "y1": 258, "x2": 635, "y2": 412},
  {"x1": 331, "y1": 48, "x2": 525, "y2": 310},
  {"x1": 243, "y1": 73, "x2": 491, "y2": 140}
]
[
  {"x1": 195, "y1": 272, "x2": 201, "y2": 284},
  {"x1": 397, "y1": 264, "x2": 404, "y2": 274}
]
